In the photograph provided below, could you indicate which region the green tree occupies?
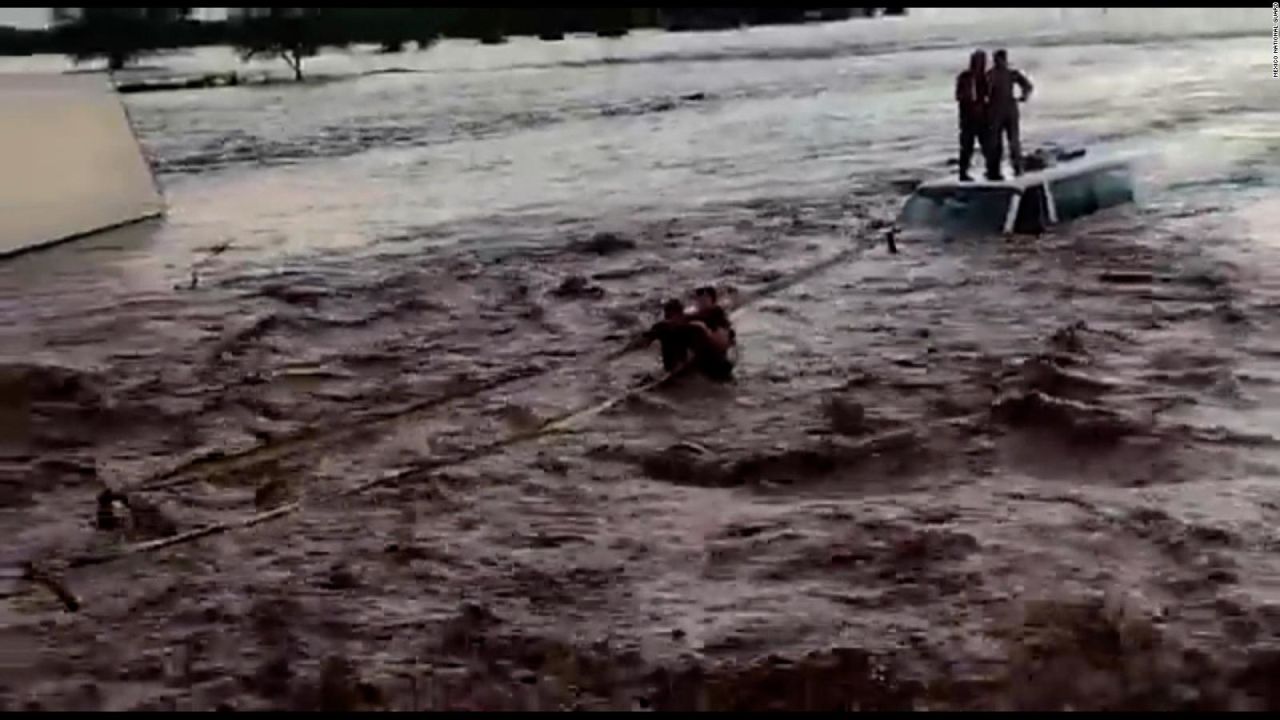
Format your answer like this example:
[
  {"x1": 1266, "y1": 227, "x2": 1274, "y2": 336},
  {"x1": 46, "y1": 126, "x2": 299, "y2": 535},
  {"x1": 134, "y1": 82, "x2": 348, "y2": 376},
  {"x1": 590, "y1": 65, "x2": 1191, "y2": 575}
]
[
  {"x1": 232, "y1": 8, "x2": 345, "y2": 82},
  {"x1": 0, "y1": 25, "x2": 44, "y2": 56},
  {"x1": 325, "y1": 8, "x2": 434, "y2": 53},
  {"x1": 52, "y1": 8, "x2": 192, "y2": 71}
]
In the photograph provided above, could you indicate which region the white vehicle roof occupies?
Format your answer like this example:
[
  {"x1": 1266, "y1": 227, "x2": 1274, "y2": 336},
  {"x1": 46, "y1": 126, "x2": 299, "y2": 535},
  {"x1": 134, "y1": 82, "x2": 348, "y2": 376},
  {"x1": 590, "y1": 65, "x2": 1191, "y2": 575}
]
[{"x1": 916, "y1": 153, "x2": 1133, "y2": 193}]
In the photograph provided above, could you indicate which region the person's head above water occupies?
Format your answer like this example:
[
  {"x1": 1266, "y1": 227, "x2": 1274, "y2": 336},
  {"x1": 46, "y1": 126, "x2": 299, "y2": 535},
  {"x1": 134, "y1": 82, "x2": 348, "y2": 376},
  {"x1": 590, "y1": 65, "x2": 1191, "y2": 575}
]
[
  {"x1": 662, "y1": 298, "x2": 685, "y2": 320},
  {"x1": 969, "y1": 49, "x2": 987, "y2": 73},
  {"x1": 993, "y1": 49, "x2": 1008, "y2": 69},
  {"x1": 694, "y1": 286, "x2": 718, "y2": 312}
]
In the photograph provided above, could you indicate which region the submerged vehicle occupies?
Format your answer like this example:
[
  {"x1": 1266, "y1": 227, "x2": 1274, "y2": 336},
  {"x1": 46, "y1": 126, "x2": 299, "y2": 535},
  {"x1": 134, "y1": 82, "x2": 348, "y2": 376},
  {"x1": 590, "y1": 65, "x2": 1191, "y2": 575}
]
[{"x1": 898, "y1": 146, "x2": 1135, "y2": 237}]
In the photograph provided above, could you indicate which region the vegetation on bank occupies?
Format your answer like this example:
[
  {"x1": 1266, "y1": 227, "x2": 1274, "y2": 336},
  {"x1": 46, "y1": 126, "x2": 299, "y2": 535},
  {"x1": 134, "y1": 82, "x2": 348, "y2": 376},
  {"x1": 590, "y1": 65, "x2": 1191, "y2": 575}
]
[{"x1": 0, "y1": 8, "x2": 908, "y2": 80}]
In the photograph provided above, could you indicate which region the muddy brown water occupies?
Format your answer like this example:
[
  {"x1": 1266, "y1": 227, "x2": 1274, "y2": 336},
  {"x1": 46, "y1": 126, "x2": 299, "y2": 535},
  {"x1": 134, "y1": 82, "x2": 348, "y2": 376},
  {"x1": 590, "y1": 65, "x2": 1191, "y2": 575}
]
[{"x1": 3, "y1": 9, "x2": 1280, "y2": 711}]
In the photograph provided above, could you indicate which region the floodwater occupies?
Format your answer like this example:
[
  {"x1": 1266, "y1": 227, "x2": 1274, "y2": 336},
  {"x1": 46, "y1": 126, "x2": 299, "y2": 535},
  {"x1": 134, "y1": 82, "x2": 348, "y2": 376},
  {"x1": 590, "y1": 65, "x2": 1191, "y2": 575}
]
[{"x1": 3, "y1": 7, "x2": 1280, "y2": 710}]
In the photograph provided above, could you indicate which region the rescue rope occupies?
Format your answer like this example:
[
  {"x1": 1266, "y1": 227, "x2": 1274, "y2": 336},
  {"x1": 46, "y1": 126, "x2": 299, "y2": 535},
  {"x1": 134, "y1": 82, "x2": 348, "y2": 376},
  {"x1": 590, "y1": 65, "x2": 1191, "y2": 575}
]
[{"x1": 22, "y1": 227, "x2": 891, "y2": 590}]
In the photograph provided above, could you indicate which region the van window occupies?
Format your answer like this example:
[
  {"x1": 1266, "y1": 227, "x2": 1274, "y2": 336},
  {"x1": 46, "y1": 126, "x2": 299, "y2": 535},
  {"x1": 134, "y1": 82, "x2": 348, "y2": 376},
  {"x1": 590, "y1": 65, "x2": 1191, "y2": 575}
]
[
  {"x1": 899, "y1": 186, "x2": 1015, "y2": 235},
  {"x1": 1091, "y1": 166, "x2": 1135, "y2": 209},
  {"x1": 1049, "y1": 173, "x2": 1098, "y2": 223},
  {"x1": 1050, "y1": 164, "x2": 1134, "y2": 223}
]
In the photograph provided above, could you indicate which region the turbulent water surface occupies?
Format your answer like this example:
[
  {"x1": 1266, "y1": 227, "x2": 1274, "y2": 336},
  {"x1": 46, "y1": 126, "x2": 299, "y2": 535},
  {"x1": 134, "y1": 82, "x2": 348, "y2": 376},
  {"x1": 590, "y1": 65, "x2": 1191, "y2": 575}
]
[{"x1": 3, "y1": 7, "x2": 1280, "y2": 710}]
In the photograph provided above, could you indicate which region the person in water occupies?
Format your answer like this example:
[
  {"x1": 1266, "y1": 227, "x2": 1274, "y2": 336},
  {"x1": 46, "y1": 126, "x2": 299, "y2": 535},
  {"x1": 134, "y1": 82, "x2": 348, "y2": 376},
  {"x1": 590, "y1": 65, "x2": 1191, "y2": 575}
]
[
  {"x1": 984, "y1": 49, "x2": 1034, "y2": 180},
  {"x1": 636, "y1": 299, "x2": 696, "y2": 373},
  {"x1": 628, "y1": 293, "x2": 735, "y2": 382},
  {"x1": 691, "y1": 286, "x2": 735, "y2": 353},
  {"x1": 954, "y1": 49, "x2": 990, "y2": 182}
]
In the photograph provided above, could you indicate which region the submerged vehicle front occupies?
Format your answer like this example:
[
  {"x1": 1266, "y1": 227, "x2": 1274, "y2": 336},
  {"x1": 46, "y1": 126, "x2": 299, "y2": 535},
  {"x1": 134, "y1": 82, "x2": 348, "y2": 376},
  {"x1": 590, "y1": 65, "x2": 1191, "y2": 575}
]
[
  {"x1": 895, "y1": 146, "x2": 1136, "y2": 241},
  {"x1": 898, "y1": 183, "x2": 1021, "y2": 239}
]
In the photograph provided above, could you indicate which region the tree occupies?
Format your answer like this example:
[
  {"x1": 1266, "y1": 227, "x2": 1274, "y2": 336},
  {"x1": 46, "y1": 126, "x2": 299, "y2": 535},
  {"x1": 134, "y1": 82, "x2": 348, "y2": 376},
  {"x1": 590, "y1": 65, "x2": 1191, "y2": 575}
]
[
  {"x1": 340, "y1": 9, "x2": 426, "y2": 53},
  {"x1": 0, "y1": 25, "x2": 44, "y2": 56},
  {"x1": 231, "y1": 8, "x2": 342, "y2": 82},
  {"x1": 52, "y1": 8, "x2": 192, "y2": 71}
]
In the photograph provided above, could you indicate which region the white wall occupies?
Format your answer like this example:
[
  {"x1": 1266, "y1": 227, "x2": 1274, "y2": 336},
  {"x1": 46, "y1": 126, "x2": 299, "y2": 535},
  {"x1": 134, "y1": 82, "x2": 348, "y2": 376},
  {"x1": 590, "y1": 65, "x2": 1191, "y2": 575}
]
[{"x1": 0, "y1": 74, "x2": 163, "y2": 257}]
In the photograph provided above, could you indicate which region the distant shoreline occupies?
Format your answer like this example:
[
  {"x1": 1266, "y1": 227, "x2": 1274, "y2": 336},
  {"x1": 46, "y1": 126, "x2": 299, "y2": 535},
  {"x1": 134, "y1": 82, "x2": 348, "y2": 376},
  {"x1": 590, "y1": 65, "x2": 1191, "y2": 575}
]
[{"x1": 0, "y1": 9, "x2": 909, "y2": 60}]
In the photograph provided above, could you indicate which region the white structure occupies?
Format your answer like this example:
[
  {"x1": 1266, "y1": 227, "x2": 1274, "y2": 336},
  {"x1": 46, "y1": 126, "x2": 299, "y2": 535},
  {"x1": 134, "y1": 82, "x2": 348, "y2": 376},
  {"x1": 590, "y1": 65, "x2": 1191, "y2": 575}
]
[
  {"x1": 900, "y1": 151, "x2": 1136, "y2": 236},
  {"x1": 0, "y1": 74, "x2": 164, "y2": 258}
]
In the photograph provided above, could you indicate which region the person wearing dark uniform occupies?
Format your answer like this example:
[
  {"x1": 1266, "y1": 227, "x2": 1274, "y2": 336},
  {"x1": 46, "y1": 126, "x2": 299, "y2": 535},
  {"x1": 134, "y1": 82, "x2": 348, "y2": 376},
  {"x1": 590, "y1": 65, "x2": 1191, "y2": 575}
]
[
  {"x1": 629, "y1": 292, "x2": 735, "y2": 383},
  {"x1": 984, "y1": 49, "x2": 1034, "y2": 180},
  {"x1": 630, "y1": 299, "x2": 696, "y2": 373},
  {"x1": 954, "y1": 50, "x2": 989, "y2": 182}
]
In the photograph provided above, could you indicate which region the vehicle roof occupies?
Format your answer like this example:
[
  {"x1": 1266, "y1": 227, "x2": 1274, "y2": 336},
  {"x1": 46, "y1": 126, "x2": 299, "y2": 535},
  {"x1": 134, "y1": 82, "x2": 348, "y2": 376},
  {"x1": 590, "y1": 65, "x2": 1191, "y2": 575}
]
[{"x1": 916, "y1": 154, "x2": 1132, "y2": 193}]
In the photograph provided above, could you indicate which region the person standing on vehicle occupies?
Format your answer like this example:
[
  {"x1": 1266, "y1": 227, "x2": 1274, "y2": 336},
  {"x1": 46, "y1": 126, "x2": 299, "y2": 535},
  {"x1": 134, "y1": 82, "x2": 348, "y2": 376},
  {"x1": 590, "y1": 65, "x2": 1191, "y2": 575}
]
[
  {"x1": 985, "y1": 49, "x2": 1034, "y2": 180},
  {"x1": 954, "y1": 49, "x2": 989, "y2": 182}
]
